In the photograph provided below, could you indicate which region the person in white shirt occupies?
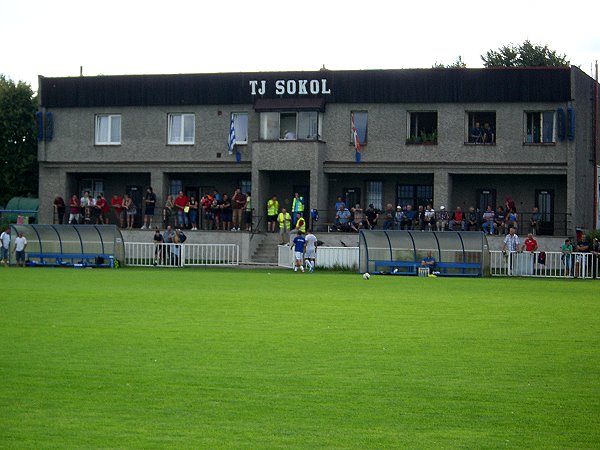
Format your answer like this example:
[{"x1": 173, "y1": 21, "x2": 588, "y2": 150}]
[
  {"x1": 13, "y1": 231, "x2": 27, "y2": 267},
  {"x1": 304, "y1": 231, "x2": 318, "y2": 273},
  {"x1": 0, "y1": 227, "x2": 10, "y2": 263}
]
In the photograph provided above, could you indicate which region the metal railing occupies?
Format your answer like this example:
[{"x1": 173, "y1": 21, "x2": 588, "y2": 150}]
[
  {"x1": 278, "y1": 245, "x2": 359, "y2": 270},
  {"x1": 125, "y1": 242, "x2": 239, "y2": 267},
  {"x1": 490, "y1": 251, "x2": 599, "y2": 279}
]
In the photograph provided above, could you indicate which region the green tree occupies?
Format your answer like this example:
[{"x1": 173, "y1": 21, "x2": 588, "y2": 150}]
[
  {"x1": 481, "y1": 40, "x2": 570, "y2": 67},
  {"x1": 0, "y1": 75, "x2": 38, "y2": 206},
  {"x1": 432, "y1": 56, "x2": 467, "y2": 69}
]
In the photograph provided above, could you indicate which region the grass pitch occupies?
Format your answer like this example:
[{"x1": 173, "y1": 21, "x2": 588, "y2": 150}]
[{"x1": 1, "y1": 267, "x2": 599, "y2": 448}]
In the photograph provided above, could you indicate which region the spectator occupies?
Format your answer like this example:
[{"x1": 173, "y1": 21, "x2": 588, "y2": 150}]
[
  {"x1": 153, "y1": 227, "x2": 163, "y2": 265},
  {"x1": 350, "y1": 204, "x2": 366, "y2": 232},
  {"x1": 142, "y1": 187, "x2": 157, "y2": 230},
  {"x1": 123, "y1": 194, "x2": 136, "y2": 230},
  {"x1": 505, "y1": 208, "x2": 518, "y2": 231},
  {"x1": 334, "y1": 196, "x2": 346, "y2": 212},
  {"x1": 53, "y1": 195, "x2": 66, "y2": 224},
  {"x1": 221, "y1": 194, "x2": 232, "y2": 231},
  {"x1": 200, "y1": 193, "x2": 213, "y2": 230},
  {"x1": 404, "y1": 205, "x2": 416, "y2": 230},
  {"x1": 335, "y1": 204, "x2": 352, "y2": 232},
  {"x1": 212, "y1": 195, "x2": 222, "y2": 230},
  {"x1": 171, "y1": 232, "x2": 181, "y2": 266},
  {"x1": 111, "y1": 194, "x2": 124, "y2": 228},
  {"x1": 482, "y1": 206, "x2": 495, "y2": 235},
  {"x1": 231, "y1": 188, "x2": 247, "y2": 232},
  {"x1": 483, "y1": 122, "x2": 495, "y2": 143},
  {"x1": 163, "y1": 225, "x2": 175, "y2": 264},
  {"x1": 561, "y1": 238, "x2": 573, "y2": 277},
  {"x1": 94, "y1": 193, "x2": 109, "y2": 225},
  {"x1": 494, "y1": 207, "x2": 506, "y2": 235},
  {"x1": 291, "y1": 192, "x2": 305, "y2": 220},
  {"x1": 174, "y1": 191, "x2": 189, "y2": 229},
  {"x1": 267, "y1": 195, "x2": 279, "y2": 233},
  {"x1": 424, "y1": 205, "x2": 435, "y2": 231},
  {"x1": 277, "y1": 208, "x2": 292, "y2": 244},
  {"x1": 80, "y1": 190, "x2": 94, "y2": 224},
  {"x1": 245, "y1": 191, "x2": 253, "y2": 231},
  {"x1": 382, "y1": 204, "x2": 394, "y2": 230},
  {"x1": 502, "y1": 227, "x2": 520, "y2": 270},
  {"x1": 592, "y1": 238, "x2": 600, "y2": 278},
  {"x1": 467, "y1": 206, "x2": 478, "y2": 231},
  {"x1": 12, "y1": 231, "x2": 27, "y2": 267},
  {"x1": 393, "y1": 206, "x2": 405, "y2": 230},
  {"x1": 365, "y1": 204, "x2": 379, "y2": 229},
  {"x1": 574, "y1": 237, "x2": 590, "y2": 278},
  {"x1": 417, "y1": 205, "x2": 426, "y2": 230},
  {"x1": 560, "y1": 239, "x2": 573, "y2": 277},
  {"x1": 0, "y1": 227, "x2": 10, "y2": 264},
  {"x1": 522, "y1": 233, "x2": 538, "y2": 253},
  {"x1": 163, "y1": 194, "x2": 175, "y2": 228},
  {"x1": 436, "y1": 206, "x2": 449, "y2": 231},
  {"x1": 69, "y1": 194, "x2": 81, "y2": 224},
  {"x1": 530, "y1": 207, "x2": 541, "y2": 235},
  {"x1": 188, "y1": 195, "x2": 199, "y2": 231},
  {"x1": 449, "y1": 206, "x2": 466, "y2": 231},
  {"x1": 505, "y1": 196, "x2": 516, "y2": 214},
  {"x1": 471, "y1": 122, "x2": 484, "y2": 143}
]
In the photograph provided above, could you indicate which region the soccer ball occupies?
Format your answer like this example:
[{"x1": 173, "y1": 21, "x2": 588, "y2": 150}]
[{"x1": 362, "y1": 272, "x2": 371, "y2": 280}]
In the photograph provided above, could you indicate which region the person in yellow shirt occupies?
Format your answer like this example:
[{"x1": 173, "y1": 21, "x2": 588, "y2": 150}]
[
  {"x1": 266, "y1": 195, "x2": 279, "y2": 233},
  {"x1": 277, "y1": 208, "x2": 292, "y2": 244}
]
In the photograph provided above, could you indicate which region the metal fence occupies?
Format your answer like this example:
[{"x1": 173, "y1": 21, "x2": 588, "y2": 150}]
[
  {"x1": 490, "y1": 251, "x2": 599, "y2": 279},
  {"x1": 125, "y1": 242, "x2": 239, "y2": 267},
  {"x1": 278, "y1": 245, "x2": 359, "y2": 270}
]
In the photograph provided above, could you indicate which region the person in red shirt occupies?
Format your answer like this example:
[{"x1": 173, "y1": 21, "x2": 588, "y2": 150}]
[
  {"x1": 95, "y1": 194, "x2": 109, "y2": 224},
  {"x1": 522, "y1": 233, "x2": 538, "y2": 252},
  {"x1": 231, "y1": 188, "x2": 247, "y2": 232},
  {"x1": 449, "y1": 206, "x2": 466, "y2": 231},
  {"x1": 174, "y1": 191, "x2": 189, "y2": 228},
  {"x1": 68, "y1": 194, "x2": 80, "y2": 224},
  {"x1": 111, "y1": 194, "x2": 124, "y2": 227}
]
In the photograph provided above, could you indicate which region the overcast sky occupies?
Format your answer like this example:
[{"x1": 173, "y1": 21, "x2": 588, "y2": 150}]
[{"x1": 2, "y1": 0, "x2": 599, "y2": 93}]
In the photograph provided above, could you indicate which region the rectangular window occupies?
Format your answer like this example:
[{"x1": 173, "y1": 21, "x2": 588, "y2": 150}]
[
  {"x1": 259, "y1": 112, "x2": 321, "y2": 141},
  {"x1": 170, "y1": 179, "x2": 183, "y2": 197},
  {"x1": 239, "y1": 179, "x2": 252, "y2": 195},
  {"x1": 351, "y1": 111, "x2": 368, "y2": 145},
  {"x1": 168, "y1": 113, "x2": 195, "y2": 144},
  {"x1": 79, "y1": 179, "x2": 104, "y2": 198},
  {"x1": 366, "y1": 181, "x2": 383, "y2": 211},
  {"x1": 396, "y1": 184, "x2": 433, "y2": 209},
  {"x1": 525, "y1": 111, "x2": 555, "y2": 143},
  {"x1": 95, "y1": 114, "x2": 121, "y2": 145},
  {"x1": 407, "y1": 111, "x2": 437, "y2": 144},
  {"x1": 232, "y1": 113, "x2": 248, "y2": 144},
  {"x1": 466, "y1": 112, "x2": 496, "y2": 144}
]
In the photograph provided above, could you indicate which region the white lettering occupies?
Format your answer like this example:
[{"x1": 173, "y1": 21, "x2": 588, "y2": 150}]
[
  {"x1": 258, "y1": 80, "x2": 266, "y2": 95},
  {"x1": 309, "y1": 80, "x2": 320, "y2": 95},
  {"x1": 286, "y1": 80, "x2": 297, "y2": 95},
  {"x1": 298, "y1": 80, "x2": 308, "y2": 95},
  {"x1": 249, "y1": 80, "x2": 258, "y2": 95},
  {"x1": 275, "y1": 80, "x2": 285, "y2": 95},
  {"x1": 321, "y1": 79, "x2": 331, "y2": 94}
]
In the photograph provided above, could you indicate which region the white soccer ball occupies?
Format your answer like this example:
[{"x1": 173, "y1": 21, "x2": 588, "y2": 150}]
[{"x1": 362, "y1": 272, "x2": 371, "y2": 280}]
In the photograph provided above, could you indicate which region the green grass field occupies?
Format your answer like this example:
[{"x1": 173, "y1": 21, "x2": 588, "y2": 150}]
[{"x1": 1, "y1": 267, "x2": 599, "y2": 449}]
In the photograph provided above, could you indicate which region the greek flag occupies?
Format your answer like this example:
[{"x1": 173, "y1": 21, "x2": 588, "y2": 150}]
[{"x1": 228, "y1": 114, "x2": 236, "y2": 155}]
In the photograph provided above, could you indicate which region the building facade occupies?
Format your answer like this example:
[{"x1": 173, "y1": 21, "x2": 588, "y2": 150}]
[{"x1": 37, "y1": 67, "x2": 599, "y2": 235}]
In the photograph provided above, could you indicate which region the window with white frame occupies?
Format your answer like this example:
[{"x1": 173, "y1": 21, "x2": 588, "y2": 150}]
[
  {"x1": 259, "y1": 111, "x2": 322, "y2": 141},
  {"x1": 168, "y1": 113, "x2": 195, "y2": 144},
  {"x1": 366, "y1": 181, "x2": 383, "y2": 211},
  {"x1": 351, "y1": 111, "x2": 368, "y2": 145},
  {"x1": 525, "y1": 111, "x2": 555, "y2": 143},
  {"x1": 95, "y1": 114, "x2": 121, "y2": 145},
  {"x1": 232, "y1": 113, "x2": 249, "y2": 144}
]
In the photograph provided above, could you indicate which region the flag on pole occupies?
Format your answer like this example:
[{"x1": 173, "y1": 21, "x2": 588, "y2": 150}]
[
  {"x1": 228, "y1": 114, "x2": 236, "y2": 155},
  {"x1": 351, "y1": 113, "x2": 361, "y2": 163}
]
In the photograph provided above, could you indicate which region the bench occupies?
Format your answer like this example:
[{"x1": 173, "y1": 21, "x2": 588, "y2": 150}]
[
  {"x1": 435, "y1": 261, "x2": 481, "y2": 277},
  {"x1": 26, "y1": 252, "x2": 114, "y2": 268},
  {"x1": 373, "y1": 260, "x2": 419, "y2": 275}
]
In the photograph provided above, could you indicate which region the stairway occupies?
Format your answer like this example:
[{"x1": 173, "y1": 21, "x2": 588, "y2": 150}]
[{"x1": 251, "y1": 232, "x2": 285, "y2": 264}]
